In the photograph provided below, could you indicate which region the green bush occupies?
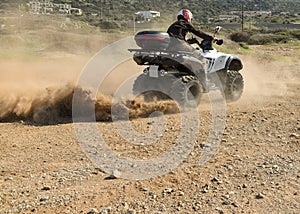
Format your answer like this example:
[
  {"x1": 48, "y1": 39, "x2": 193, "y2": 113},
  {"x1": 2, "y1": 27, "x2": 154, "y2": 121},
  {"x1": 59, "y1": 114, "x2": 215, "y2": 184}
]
[
  {"x1": 248, "y1": 34, "x2": 290, "y2": 45},
  {"x1": 230, "y1": 29, "x2": 299, "y2": 45},
  {"x1": 290, "y1": 30, "x2": 300, "y2": 39},
  {"x1": 230, "y1": 31, "x2": 252, "y2": 43}
]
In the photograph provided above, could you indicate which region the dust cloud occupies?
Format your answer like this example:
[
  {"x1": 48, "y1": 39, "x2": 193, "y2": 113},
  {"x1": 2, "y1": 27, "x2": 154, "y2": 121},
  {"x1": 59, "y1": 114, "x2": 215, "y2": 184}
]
[
  {"x1": 240, "y1": 55, "x2": 299, "y2": 101},
  {"x1": 0, "y1": 59, "x2": 179, "y2": 124},
  {"x1": 0, "y1": 83, "x2": 179, "y2": 124},
  {"x1": 0, "y1": 54, "x2": 298, "y2": 124},
  {"x1": 1, "y1": 14, "x2": 298, "y2": 124}
]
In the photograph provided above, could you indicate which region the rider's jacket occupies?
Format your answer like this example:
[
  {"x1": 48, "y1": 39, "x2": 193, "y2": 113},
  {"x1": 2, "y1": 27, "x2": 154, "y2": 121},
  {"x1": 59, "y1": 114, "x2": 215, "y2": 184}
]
[{"x1": 167, "y1": 17, "x2": 214, "y2": 42}]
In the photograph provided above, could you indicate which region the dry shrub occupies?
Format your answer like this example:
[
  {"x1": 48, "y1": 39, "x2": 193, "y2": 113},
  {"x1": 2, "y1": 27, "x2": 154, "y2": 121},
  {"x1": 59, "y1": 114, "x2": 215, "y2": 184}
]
[{"x1": 230, "y1": 31, "x2": 253, "y2": 43}]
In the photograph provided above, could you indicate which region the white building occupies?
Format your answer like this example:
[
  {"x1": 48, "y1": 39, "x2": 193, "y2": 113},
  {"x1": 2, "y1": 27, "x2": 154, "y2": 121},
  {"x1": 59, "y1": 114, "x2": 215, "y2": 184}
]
[
  {"x1": 27, "y1": 0, "x2": 82, "y2": 15},
  {"x1": 135, "y1": 11, "x2": 160, "y2": 21},
  {"x1": 28, "y1": 0, "x2": 54, "y2": 14}
]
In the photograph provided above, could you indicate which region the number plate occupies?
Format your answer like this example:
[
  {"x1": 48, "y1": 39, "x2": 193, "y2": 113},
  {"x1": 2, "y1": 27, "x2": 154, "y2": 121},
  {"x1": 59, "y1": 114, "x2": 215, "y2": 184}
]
[{"x1": 149, "y1": 65, "x2": 159, "y2": 78}]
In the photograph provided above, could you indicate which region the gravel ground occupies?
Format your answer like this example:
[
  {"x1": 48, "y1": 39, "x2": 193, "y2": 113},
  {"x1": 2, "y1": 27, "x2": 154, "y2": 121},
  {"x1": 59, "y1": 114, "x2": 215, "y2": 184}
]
[{"x1": 0, "y1": 47, "x2": 299, "y2": 213}]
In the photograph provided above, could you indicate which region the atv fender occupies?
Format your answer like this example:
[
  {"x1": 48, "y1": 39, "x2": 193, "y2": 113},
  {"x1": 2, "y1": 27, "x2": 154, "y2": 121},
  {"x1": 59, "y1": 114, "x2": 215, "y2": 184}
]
[
  {"x1": 212, "y1": 56, "x2": 243, "y2": 87},
  {"x1": 225, "y1": 55, "x2": 243, "y2": 71}
]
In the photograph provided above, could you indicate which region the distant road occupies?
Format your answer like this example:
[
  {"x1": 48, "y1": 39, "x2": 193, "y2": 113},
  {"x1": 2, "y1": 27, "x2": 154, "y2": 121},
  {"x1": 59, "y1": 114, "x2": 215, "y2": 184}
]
[
  {"x1": 207, "y1": 23, "x2": 300, "y2": 30},
  {"x1": 128, "y1": 22, "x2": 300, "y2": 31}
]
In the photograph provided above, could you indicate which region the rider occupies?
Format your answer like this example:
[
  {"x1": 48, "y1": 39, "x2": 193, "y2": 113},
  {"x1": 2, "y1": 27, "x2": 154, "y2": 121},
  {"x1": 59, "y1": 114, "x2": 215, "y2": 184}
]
[
  {"x1": 167, "y1": 9, "x2": 216, "y2": 53},
  {"x1": 167, "y1": 9, "x2": 217, "y2": 90}
]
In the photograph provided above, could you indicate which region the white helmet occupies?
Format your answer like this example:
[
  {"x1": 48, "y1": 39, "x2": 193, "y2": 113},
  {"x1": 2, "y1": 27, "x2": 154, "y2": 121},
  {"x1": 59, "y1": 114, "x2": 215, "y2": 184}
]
[{"x1": 177, "y1": 9, "x2": 193, "y2": 23}]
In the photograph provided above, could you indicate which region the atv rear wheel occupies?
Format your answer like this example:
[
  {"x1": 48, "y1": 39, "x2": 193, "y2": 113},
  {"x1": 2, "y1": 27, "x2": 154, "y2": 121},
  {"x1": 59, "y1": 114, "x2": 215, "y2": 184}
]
[
  {"x1": 170, "y1": 75, "x2": 203, "y2": 108},
  {"x1": 133, "y1": 74, "x2": 166, "y2": 102},
  {"x1": 224, "y1": 70, "x2": 244, "y2": 102}
]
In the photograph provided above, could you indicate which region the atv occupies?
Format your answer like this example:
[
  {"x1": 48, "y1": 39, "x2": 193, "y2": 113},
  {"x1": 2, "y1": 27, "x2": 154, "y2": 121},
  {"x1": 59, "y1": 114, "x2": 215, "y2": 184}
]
[{"x1": 129, "y1": 26, "x2": 244, "y2": 107}]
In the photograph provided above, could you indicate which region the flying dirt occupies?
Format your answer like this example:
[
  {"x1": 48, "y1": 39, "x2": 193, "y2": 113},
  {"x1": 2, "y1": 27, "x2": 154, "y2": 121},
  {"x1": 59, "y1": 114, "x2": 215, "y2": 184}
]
[
  {"x1": 0, "y1": 58, "x2": 182, "y2": 124},
  {"x1": 0, "y1": 83, "x2": 183, "y2": 124}
]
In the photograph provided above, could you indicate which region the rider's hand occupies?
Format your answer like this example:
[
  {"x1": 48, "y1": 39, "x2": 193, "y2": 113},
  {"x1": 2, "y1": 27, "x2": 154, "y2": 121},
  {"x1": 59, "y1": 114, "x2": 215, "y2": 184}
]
[
  {"x1": 212, "y1": 37, "x2": 223, "y2": 45},
  {"x1": 212, "y1": 37, "x2": 218, "y2": 43}
]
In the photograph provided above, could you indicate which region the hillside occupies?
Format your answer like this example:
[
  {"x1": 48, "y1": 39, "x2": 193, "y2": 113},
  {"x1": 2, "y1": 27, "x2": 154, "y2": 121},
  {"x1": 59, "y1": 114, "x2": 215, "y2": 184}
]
[{"x1": 1, "y1": 0, "x2": 300, "y2": 25}]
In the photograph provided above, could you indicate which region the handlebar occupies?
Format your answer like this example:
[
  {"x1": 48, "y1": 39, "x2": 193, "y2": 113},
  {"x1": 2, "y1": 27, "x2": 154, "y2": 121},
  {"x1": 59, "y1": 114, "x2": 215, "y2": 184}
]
[
  {"x1": 187, "y1": 37, "x2": 201, "y2": 46},
  {"x1": 187, "y1": 38, "x2": 223, "y2": 51}
]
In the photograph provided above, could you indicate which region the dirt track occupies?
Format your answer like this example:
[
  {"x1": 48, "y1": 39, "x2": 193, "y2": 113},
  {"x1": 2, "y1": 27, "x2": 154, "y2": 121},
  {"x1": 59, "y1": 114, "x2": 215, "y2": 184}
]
[{"x1": 0, "y1": 47, "x2": 299, "y2": 213}]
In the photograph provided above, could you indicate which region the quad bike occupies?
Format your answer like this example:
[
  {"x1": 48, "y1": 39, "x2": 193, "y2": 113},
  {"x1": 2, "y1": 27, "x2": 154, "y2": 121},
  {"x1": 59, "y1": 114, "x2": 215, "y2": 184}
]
[{"x1": 129, "y1": 26, "x2": 244, "y2": 107}]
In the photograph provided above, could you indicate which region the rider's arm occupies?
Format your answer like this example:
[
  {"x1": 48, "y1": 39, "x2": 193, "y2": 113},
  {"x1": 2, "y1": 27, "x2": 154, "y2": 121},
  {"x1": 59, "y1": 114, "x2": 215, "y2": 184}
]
[{"x1": 186, "y1": 22, "x2": 214, "y2": 42}]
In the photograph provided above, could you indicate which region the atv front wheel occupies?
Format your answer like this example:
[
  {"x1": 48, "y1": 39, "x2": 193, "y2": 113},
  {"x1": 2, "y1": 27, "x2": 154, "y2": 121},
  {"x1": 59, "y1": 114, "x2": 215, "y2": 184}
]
[{"x1": 224, "y1": 70, "x2": 244, "y2": 102}]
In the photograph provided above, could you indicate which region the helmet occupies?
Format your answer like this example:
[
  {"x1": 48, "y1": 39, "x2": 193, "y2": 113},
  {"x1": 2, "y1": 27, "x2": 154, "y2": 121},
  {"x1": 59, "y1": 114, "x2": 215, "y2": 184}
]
[{"x1": 177, "y1": 9, "x2": 193, "y2": 23}]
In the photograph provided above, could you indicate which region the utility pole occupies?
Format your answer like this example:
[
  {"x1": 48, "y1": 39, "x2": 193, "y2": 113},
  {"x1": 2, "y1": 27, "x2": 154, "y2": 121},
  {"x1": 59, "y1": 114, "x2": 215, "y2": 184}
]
[
  {"x1": 133, "y1": 14, "x2": 135, "y2": 34},
  {"x1": 259, "y1": 0, "x2": 262, "y2": 24},
  {"x1": 241, "y1": 2, "x2": 244, "y2": 31}
]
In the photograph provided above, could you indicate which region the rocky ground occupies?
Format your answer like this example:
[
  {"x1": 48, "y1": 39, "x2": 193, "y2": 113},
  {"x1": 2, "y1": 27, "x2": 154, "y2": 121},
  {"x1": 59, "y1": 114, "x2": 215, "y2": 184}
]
[{"x1": 0, "y1": 46, "x2": 299, "y2": 213}]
